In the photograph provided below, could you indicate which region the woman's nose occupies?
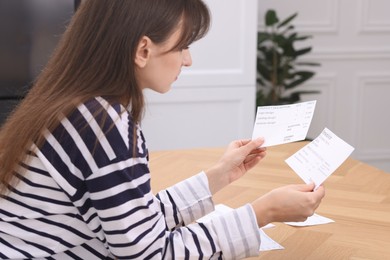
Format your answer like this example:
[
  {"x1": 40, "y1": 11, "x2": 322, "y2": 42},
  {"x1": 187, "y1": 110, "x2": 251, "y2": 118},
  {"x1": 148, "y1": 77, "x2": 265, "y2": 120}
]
[{"x1": 182, "y1": 49, "x2": 192, "y2": 67}]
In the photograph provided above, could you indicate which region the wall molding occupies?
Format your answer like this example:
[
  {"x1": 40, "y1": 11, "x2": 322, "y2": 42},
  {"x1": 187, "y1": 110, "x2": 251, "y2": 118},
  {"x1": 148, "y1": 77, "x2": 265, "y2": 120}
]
[
  {"x1": 257, "y1": 0, "x2": 340, "y2": 34},
  {"x1": 306, "y1": 47, "x2": 390, "y2": 60},
  {"x1": 176, "y1": 0, "x2": 257, "y2": 88},
  {"x1": 354, "y1": 72, "x2": 390, "y2": 155},
  {"x1": 357, "y1": 0, "x2": 390, "y2": 33},
  {"x1": 293, "y1": 0, "x2": 339, "y2": 34},
  {"x1": 292, "y1": 73, "x2": 337, "y2": 138},
  {"x1": 142, "y1": 85, "x2": 256, "y2": 150},
  {"x1": 352, "y1": 72, "x2": 390, "y2": 171}
]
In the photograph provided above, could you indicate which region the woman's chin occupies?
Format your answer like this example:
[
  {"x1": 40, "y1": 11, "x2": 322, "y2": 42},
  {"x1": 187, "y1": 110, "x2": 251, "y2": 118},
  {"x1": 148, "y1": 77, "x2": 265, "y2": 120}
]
[{"x1": 146, "y1": 85, "x2": 172, "y2": 94}]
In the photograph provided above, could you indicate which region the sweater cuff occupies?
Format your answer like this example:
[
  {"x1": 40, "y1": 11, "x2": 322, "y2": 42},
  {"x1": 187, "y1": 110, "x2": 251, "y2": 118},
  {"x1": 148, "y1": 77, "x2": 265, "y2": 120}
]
[
  {"x1": 165, "y1": 171, "x2": 215, "y2": 224},
  {"x1": 211, "y1": 204, "x2": 261, "y2": 259}
]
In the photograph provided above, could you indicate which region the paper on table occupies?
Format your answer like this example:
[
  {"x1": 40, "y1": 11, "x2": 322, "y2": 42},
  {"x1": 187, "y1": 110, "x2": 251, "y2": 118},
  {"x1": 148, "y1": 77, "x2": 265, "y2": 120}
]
[
  {"x1": 285, "y1": 127, "x2": 354, "y2": 189},
  {"x1": 284, "y1": 213, "x2": 334, "y2": 227},
  {"x1": 259, "y1": 229, "x2": 284, "y2": 251},
  {"x1": 197, "y1": 204, "x2": 284, "y2": 252},
  {"x1": 252, "y1": 100, "x2": 316, "y2": 147},
  {"x1": 262, "y1": 223, "x2": 275, "y2": 229}
]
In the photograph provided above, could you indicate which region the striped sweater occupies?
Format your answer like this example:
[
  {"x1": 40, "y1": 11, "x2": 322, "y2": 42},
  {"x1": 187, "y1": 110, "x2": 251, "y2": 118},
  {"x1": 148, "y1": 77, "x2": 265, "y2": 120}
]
[{"x1": 0, "y1": 97, "x2": 261, "y2": 259}]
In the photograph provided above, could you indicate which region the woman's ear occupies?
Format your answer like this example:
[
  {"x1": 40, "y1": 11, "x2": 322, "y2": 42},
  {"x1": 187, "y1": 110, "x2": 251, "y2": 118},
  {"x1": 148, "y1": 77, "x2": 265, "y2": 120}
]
[{"x1": 134, "y1": 36, "x2": 152, "y2": 68}]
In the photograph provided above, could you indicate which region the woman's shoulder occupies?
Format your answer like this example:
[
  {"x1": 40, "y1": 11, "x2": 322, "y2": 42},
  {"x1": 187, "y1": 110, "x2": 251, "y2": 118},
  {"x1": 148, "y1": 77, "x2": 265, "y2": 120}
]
[
  {"x1": 73, "y1": 96, "x2": 132, "y2": 126},
  {"x1": 53, "y1": 96, "x2": 144, "y2": 161},
  {"x1": 59, "y1": 96, "x2": 135, "y2": 143},
  {"x1": 82, "y1": 96, "x2": 129, "y2": 118}
]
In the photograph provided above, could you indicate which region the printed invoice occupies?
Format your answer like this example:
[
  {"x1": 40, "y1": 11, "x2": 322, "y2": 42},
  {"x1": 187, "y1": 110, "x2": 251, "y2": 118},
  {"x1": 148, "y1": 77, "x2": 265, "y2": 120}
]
[
  {"x1": 285, "y1": 127, "x2": 355, "y2": 189},
  {"x1": 252, "y1": 100, "x2": 316, "y2": 147}
]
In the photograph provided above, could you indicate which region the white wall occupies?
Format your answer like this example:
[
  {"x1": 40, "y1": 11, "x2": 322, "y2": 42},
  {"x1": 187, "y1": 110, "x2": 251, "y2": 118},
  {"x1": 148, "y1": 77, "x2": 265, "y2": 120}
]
[
  {"x1": 142, "y1": 0, "x2": 258, "y2": 151},
  {"x1": 257, "y1": 0, "x2": 390, "y2": 172}
]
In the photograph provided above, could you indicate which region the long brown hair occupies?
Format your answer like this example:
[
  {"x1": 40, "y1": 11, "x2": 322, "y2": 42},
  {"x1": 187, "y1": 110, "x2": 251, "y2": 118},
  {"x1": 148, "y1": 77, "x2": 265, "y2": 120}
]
[{"x1": 0, "y1": 0, "x2": 210, "y2": 193}]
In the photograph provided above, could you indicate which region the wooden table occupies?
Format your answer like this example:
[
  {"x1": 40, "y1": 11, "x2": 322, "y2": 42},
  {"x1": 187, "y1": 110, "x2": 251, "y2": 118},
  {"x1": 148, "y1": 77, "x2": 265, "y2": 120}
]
[{"x1": 149, "y1": 141, "x2": 390, "y2": 260}]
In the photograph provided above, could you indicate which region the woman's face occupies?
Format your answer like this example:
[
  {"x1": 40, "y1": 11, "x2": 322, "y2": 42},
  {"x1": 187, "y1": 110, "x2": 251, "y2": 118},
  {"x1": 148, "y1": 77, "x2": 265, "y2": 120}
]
[{"x1": 135, "y1": 28, "x2": 192, "y2": 93}]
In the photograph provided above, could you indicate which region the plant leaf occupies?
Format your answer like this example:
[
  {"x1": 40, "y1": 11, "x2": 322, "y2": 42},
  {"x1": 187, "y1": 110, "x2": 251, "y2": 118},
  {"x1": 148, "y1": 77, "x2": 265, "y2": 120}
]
[
  {"x1": 257, "y1": 61, "x2": 272, "y2": 82},
  {"x1": 277, "y1": 12, "x2": 298, "y2": 28},
  {"x1": 295, "y1": 35, "x2": 312, "y2": 41},
  {"x1": 285, "y1": 71, "x2": 315, "y2": 89},
  {"x1": 257, "y1": 32, "x2": 271, "y2": 44},
  {"x1": 274, "y1": 34, "x2": 287, "y2": 46},
  {"x1": 257, "y1": 9, "x2": 321, "y2": 105},
  {"x1": 286, "y1": 91, "x2": 321, "y2": 103},
  {"x1": 283, "y1": 43, "x2": 296, "y2": 57},
  {"x1": 295, "y1": 47, "x2": 312, "y2": 56},
  {"x1": 257, "y1": 76, "x2": 266, "y2": 87},
  {"x1": 296, "y1": 62, "x2": 321, "y2": 66},
  {"x1": 281, "y1": 25, "x2": 295, "y2": 35},
  {"x1": 265, "y1": 10, "x2": 279, "y2": 26}
]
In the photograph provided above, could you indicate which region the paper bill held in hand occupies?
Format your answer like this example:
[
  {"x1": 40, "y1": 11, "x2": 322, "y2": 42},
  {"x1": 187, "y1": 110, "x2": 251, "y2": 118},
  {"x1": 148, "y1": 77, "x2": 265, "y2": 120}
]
[
  {"x1": 252, "y1": 100, "x2": 316, "y2": 147},
  {"x1": 285, "y1": 127, "x2": 354, "y2": 189}
]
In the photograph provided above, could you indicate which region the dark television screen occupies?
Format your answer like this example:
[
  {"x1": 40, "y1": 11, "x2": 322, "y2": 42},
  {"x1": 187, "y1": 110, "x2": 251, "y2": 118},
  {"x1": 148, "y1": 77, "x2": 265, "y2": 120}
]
[{"x1": 0, "y1": 0, "x2": 76, "y2": 124}]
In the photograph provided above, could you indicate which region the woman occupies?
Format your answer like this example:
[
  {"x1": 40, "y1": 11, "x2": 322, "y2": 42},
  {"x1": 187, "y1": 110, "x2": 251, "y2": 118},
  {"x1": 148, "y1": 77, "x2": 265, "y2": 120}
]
[{"x1": 0, "y1": 0, "x2": 325, "y2": 259}]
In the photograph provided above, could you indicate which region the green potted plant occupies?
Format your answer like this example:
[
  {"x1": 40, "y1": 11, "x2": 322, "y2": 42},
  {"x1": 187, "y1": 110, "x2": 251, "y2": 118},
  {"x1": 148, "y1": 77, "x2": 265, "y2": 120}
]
[{"x1": 256, "y1": 9, "x2": 320, "y2": 106}]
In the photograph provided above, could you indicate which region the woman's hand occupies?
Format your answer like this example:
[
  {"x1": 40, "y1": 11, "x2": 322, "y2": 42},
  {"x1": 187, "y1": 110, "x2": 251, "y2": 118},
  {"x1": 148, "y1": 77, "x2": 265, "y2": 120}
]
[
  {"x1": 251, "y1": 183, "x2": 326, "y2": 227},
  {"x1": 205, "y1": 138, "x2": 266, "y2": 194}
]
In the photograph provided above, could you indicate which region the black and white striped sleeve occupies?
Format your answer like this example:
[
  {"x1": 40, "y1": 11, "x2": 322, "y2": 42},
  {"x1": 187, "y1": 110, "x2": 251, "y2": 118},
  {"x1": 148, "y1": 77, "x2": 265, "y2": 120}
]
[
  {"x1": 157, "y1": 172, "x2": 262, "y2": 259},
  {"x1": 156, "y1": 171, "x2": 215, "y2": 230}
]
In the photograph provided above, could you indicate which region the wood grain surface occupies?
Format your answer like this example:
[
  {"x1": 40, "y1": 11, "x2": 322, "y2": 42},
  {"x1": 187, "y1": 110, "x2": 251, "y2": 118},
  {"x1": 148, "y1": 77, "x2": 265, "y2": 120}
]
[{"x1": 149, "y1": 141, "x2": 390, "y2": 260}]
